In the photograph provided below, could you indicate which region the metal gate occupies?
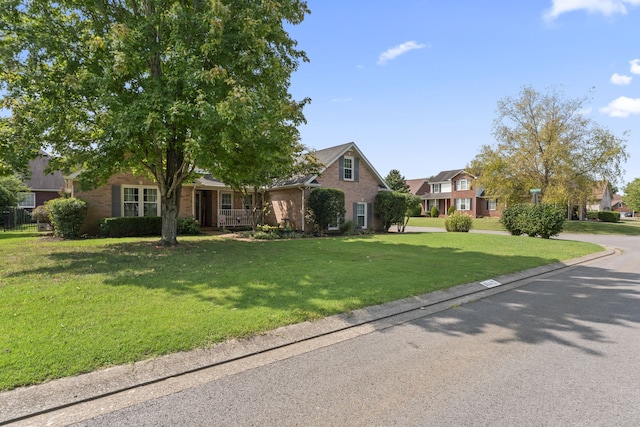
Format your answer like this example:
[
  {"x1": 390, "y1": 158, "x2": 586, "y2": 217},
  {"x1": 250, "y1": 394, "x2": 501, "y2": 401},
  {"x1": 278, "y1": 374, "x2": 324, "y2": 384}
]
[{"x1": 2, "y1": 208, "x2": 37, "y2": 232}]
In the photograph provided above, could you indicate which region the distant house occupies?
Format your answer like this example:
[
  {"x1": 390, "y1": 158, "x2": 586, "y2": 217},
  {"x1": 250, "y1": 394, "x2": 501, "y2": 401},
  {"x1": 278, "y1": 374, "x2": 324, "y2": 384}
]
[
  {"x1": 419, "y1": 169, "x2": 500, "y2": 218},
  {"x1": 18, "y1": 152, "x2": 65, "y2": 210},
  {"x1": 64, "y1": 142, "x2": 390, "y2": 235},
  {"x1": 405, "y1": 178, "x2": 430, "y2": 215},
  {"x1": 612, "y1": 194, "x2": 635, "y2": 217},
  {"x1": 586, "y1": 181, "x2": 613, "y2": 212}
]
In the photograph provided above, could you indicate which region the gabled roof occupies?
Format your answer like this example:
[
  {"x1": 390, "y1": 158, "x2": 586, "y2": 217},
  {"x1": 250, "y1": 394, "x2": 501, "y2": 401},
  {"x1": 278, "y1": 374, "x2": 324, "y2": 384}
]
[
  {"x1": 591, "y1": 180, "x2": 611, "y2": 200},
  {"x1": 276, "y1": 142, "x2": 390, "y2": 190},
  {"x1": 430, "y1": 169, "x2": 466, "y2": 183},
  {"x1": 405, "y1": 178, "x2": 429, "y2": 195},
  {"x1": 24, "y1": 152, "x2": 65, "y2": 191}
]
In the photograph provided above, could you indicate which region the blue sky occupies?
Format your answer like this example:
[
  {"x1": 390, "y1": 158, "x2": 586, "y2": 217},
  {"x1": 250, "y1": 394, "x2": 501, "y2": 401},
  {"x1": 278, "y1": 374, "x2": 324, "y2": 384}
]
[{"x1": 287, "y1": 0, "x2": 640, "y2": 189}]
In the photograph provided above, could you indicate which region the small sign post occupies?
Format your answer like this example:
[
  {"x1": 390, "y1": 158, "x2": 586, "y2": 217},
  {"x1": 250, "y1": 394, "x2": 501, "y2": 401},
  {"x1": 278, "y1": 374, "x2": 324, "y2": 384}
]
[{"x1": 530, "y1": 188, "x2": 541, "y2": 205}]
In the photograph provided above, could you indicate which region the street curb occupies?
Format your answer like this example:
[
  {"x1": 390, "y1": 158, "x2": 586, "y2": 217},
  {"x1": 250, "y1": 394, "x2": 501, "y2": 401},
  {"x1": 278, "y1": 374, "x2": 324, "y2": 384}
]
[{"x1": 0, "y1": 248, "x2": 614, "y2": 425}]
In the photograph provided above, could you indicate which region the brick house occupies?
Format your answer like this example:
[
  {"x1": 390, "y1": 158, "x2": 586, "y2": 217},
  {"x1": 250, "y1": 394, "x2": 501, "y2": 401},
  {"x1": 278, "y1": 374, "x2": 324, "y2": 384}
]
[
  {"x1": 415, "y1": 169, "x2": 501, "y2": 218},
  {"x1": 64, "y1": 142, "x2": 390, "y2": 234},
  {"x1": 267, "y1": 142, "x2": 390, "y2": 232}
]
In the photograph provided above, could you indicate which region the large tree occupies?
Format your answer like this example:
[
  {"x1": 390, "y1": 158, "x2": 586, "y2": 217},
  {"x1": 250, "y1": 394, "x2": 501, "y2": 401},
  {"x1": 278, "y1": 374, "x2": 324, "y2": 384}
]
[
  {"x1": 0, "y1": 0, "x2": 310, "y2": 245},
  {"x1": 623, "y1": 178, "x2": 640, "y2": 213},
  {"x1": 468, "y1": 87, "x2": 628, "y2": 217}
]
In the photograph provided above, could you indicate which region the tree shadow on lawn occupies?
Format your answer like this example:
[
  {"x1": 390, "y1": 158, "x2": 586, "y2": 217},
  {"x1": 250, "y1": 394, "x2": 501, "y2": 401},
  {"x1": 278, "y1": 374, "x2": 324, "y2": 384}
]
[
  {"x1": 7, "y1": 235, "x2": 589, "y2": 318},
  {"x1": 390, "y1": 263, "x2": 640, "y2": 356}
]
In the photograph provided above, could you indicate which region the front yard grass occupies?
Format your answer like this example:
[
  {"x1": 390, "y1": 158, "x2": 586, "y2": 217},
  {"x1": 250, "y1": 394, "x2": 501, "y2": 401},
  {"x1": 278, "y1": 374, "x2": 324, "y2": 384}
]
[{"x1": 1, "y1": 232, "x2": 600, "y2": 390}]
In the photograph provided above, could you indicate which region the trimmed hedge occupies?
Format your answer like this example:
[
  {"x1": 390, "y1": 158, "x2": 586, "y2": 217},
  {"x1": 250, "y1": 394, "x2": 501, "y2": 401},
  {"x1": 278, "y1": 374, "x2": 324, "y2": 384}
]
[
  {"x1": 587, "y1": 211, "x2": 620, "y2": 223},
  {"x1": 99, "y1": 216, "x2": 201, "y2": 238}
]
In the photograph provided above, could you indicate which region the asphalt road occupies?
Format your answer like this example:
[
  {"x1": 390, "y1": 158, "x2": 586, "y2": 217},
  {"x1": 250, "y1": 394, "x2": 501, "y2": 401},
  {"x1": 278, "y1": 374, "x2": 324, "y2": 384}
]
[{"x1": 66, "y1": 233, "x2": 640, "y2": 427}]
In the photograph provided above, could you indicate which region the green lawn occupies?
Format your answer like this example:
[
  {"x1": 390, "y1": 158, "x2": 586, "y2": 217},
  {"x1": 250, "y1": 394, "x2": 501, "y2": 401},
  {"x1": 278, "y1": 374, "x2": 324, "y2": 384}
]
[
  {"x1": 408, "y1": 216, "x2": 640, "y2": 235},
  {"x1": 0, "y1": 232, "x2": 601, "y2": 390}
]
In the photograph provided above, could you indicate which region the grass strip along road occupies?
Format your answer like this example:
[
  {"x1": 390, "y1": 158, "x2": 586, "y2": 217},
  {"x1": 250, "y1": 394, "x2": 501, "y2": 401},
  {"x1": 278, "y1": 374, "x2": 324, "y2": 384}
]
[{"x1": 0, "y1": 231, "x2": 600, "y2": 390}]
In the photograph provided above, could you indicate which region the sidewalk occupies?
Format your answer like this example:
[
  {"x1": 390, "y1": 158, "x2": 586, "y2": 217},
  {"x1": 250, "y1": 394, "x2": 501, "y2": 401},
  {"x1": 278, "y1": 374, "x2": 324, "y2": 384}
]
[{"x1": 0, "y1": 238, "x2": 613, "y2": 425}]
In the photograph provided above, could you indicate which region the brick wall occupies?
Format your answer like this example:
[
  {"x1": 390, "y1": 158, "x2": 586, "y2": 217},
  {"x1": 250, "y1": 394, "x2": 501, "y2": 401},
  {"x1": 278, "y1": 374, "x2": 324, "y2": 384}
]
[{"x1": 70, "y1": 173, "x2": 194, "y2": 235}]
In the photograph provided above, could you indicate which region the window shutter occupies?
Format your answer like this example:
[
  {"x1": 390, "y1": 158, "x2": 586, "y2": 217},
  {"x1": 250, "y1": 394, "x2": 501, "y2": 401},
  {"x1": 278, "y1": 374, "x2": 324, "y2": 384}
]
[
  {"x1": 354, "y1": 158, "x2": 360, "y2": 182},
  {"x1": 112, "y1": 185, "x2": 121, "y2": 217},
  {"x1": 367, "y1": 203, "x2": 372, "y2": 228},
  {"x1": 339, "y1": 156, "x2": 344, "y2": 181},
  {"x1": 353, "y1": 202, "x2": 358, "y2": 226}
]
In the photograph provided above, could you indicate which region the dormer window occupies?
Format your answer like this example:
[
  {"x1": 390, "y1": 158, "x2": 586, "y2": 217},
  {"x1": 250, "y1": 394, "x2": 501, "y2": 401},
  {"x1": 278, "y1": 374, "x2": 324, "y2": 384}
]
[{"x1": 431, "y1": 183, "x2": 441, "y2": 193}]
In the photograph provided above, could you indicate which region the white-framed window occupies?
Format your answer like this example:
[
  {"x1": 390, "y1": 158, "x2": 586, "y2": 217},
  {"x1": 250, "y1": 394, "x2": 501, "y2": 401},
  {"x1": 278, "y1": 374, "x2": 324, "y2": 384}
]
[
  {"x1": 486, "y1": 199, "x2": 497, "y2": 211},
  {"x1": 431, "y1": 183, "x2": 441, "y2": 193},
  {"x1": 356, "y1": 202, "x2": 367, "y2": 228},
  {"x1": 221, "y1": 193, "x2": 232, "y2": 210},
  {"x1": 455, "y1": 179, "x2": 468, "y2": 191},
  {"x1": 343, "y1": 156, "x2": 354, "y2": 181},
  {"x1": 455, "y1": 198, "x2": 472, "y2": 210},
  {"x1": 123, "y1": 186, "x2": 159, "y2": 217},
  {"x1": 17, "y1": 192, "x2": 36, "y2": 208}
]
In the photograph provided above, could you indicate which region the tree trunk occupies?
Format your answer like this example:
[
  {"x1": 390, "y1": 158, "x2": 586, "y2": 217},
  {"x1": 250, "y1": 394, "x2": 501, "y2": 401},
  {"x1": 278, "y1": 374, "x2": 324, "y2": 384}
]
[{"x1": 159, "y1": 190, "x2": 180, "y2": 246}]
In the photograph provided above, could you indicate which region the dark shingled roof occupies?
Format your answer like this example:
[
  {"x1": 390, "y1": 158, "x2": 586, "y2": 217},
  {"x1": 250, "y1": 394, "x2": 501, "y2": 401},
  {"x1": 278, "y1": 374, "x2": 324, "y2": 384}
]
[{"x1": 24, "y1": 153, "x2": 65, "y2": 191}]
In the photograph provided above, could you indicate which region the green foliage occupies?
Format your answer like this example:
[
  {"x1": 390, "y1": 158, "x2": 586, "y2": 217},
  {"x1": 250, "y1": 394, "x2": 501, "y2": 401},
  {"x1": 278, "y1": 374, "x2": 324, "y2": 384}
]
[
  {"x1": 339, "y1": 220, "x2": 356, "y2": 235},
  {"x1": 0, "y1": 1, "x2": 310, "y2": 245},
  {"x1": 177, "y1": 217, "x2": 202, "y2": 235},
  {"x1": 99, "y1": 216, "x2": 201, "y2": 237},
  {"x1": 500, "y1": 204, "x2": 528, "y2": 235},
  {"x1": 470, "y1": 86, "x2": 628, "y2": 207},
  {"x1": 501, "y1": 203, "x2": 565, "y2": 239},
  {"x1": 307, "y1": 188, "x2": 346, "y2": 234},
  {"x1": 384, "y1": 169, "x2": 410, "y2": 192},
  {"x1": 430, "y1": 206, "x2": 440, "y2": 218},
  {"x1": 623, "y1": 178, "x2": 640, "y2": 212},
  {"x1": 0, "y1": 175, "x2": 28, "y2": 211},
  {"x1": 31, "y1": 205, "x2": 50, "y2": 223},
  {"x1": 99, "y1": 217, "x2": 162, "y2": 238},
  {"x1": 447, "y1": 205, "x2": 457, "y2": 216},
  {"x1": 45, "y1": 198, "x2": 88, "y2": 239},
  {"x1": 587, "y1": 211, "x2": 620, "y2": 223},
  {"x1": 444, "y1": 211, "x2": 473, "y2": 232},
  {"x1": 374, "y1": 191, "x2": 405, "y2": 232}
]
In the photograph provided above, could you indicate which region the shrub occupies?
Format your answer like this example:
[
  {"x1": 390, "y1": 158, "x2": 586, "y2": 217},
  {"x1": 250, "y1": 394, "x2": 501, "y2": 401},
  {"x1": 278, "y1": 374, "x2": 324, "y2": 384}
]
[
  {"x1": 46, "y1": 198, "x2": 88, "y2": 239},
  {"x1": 32, "y1": 205, "x2": 50, "y2": 223},
  {"x1": 99, "y1": 216, "x2": 162, "y2": 237},
  {"x1": 339, "y1": 220, "x2": 356, "y2": 235},
  {"x1": 408, "y1": 200, "x2": 423, "y2": 217},
  {"x1": 177, "y1": 217, "x2": 201, "y2": 235},
  {"x1": 374, "y1": 191, "x2": 406, "y2": 232},
  {"x1": 430, "y1": 206, "x2": 440, "y2": 218},
  {"x1": 307, "y1": 188, "x2": 346, "y2": 235},
  {"x1": 501, "y1": 203, "x2": 564, "y2": 239},
  {"x1": 447, "y1": 206, "x2": 456, "y2": 216},
  {"x1": 444, "y1": 211, "x2": 473, "y2": 232},
  {"x1": 587, "y1": 211, "x2": 619, "y2": 223}
]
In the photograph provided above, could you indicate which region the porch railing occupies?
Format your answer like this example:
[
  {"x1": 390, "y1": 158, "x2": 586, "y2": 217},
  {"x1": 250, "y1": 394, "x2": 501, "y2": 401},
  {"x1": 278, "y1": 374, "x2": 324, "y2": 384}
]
[{"x1": 218, "y1": 209, "x2": 253, "y2": 228}]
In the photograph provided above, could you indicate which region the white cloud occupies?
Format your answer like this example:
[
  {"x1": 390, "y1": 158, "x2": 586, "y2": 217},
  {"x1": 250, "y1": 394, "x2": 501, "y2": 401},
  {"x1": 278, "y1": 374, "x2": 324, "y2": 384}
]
[
  {"x1": 630, "y1": 58, "x2": 640, "y2": 74},
  {"x1": 377, "y1": 41, "x2": 428, "y2": 65},
  {"x1": 600, "y1": 96, "x2": 640, "y2": 117},
  {"x1": 544, "y1": 0, "x2": 640, "y2": 21},
  {"x1": 611, "y1": 73, "x2": 632, "y2": 84}
]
